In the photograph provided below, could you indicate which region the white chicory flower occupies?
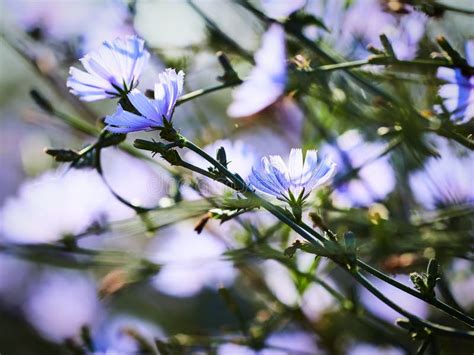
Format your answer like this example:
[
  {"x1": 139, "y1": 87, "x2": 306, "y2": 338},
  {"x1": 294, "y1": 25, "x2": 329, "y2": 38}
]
[{"x1": 249, "y1": 148, "x2": 336, "y2": 204}]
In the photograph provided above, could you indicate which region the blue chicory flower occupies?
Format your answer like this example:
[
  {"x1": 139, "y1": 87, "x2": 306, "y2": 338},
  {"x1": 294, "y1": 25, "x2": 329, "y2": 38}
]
[
  {"x1": 249, "y1": 148, "x2": 336, "y2": 202},
  {"x1": 105, "y1": 69, "x2": 185, "y2": 133},
  {"x1": 227, "y1": 24, "x2": 287, "y2": 117},
  {"x1": 67, "y1": 35, "x2": 150, "y2": 101},
  {"x1": 436, "y1": 41, "x2": 474, "y2": 124}
]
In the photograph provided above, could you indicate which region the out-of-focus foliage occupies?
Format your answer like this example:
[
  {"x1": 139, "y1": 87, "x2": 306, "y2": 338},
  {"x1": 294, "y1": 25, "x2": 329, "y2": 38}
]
[{"x1": 0, "y1": 0, "x2": 473, "y2": 354}]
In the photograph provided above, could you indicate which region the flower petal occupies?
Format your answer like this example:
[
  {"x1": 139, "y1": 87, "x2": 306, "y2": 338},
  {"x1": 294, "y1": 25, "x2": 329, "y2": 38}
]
[
  {"x1": 127, "y1": 89, "x2": 162, "y2": 124},
  {"x1": 105, "y1": 105, "x2": 157, "y2": 133}
]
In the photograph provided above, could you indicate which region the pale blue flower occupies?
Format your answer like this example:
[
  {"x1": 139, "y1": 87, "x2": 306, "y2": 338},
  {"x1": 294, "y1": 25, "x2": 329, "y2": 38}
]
[
  {"x1": 105, "y1": 69, "x2": 185, "y2": 133},
  {"x1": 227, "y1": 24, "x2": 287, "y2": 117},
  {"x1": 149, "y1": 223, "x2": 236, "y2": 298},
  {"x1": 409, "y1": 136, "x2": 474, "y2": 209},
  {"x1": 249, "y1": 148, "x2": 336, "y2": 201},
  {"x1": 342, "y1": 0, "x2": 426, "y2": 60},
  {"x1": 23, "y1": 271, "x2": 101, "y2": 342},
  {"x1": 320, "y1": 130, "x2": 396, "y2": 208},
  {"x1": 436, "y1": 41, "x2": 474, "y2": 124},
  {"x1": 5, "y1": 0, "x2": 132, "y2": 53},
  {"x1": 67, "y1": 36, "x2": 150, "y2": 101}
]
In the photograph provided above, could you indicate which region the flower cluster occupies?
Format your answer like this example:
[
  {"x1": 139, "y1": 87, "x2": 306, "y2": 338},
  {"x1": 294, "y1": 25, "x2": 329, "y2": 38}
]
[{"x1": 67, "y1": 35, "x2": 184, "y2": 132}]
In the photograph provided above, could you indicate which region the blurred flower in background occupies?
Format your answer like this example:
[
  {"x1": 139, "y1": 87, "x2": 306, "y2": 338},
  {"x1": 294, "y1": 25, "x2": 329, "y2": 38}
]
[
  {"x1": 0, "y1": 0, "x2": 473, "y2": 353},
  {"x1": 99, "y1": 148, "x2": 170, "y2": 214},
  {"x1": 347, "y1": 343, "x2": 404, "y2": 355},
  {"x1": 341, "y1": 0, "x2": 427, "y2": 60},
  {"x1": 228, "y1": 24, "x2": 287, "y2": 118},
  {"x1": 0, "y1": 255, "x2": 33, "y2": 308},
  {"x1": 409, "y1": 136, "x2": 474, "y2": 209},
  {"x1": 217, "y1": 329, "x2": 319, "y2": 355},
  {"x1": 4, "y1": 0, "x2": 133, "y2": 54},
  {"x1": 0, "y1": 149, "x2": 167, "y2": 244},
  {"x1": 22, "y1": 270, "x2": 101, "y2": 342},
  {"x1": 0, "y1": 168, "x2": 112, "y2": 244},
  {"x1": 149, "y1": 223, "x2": 236, "y2": 298},
  {"x1": 448, "y1": 259, "x2": 474, "y2": 310},
  {"x1": 320, "y1": 130, "x2": 396, "y2": 208},
  {"x1": 94, "y1": 314, "x2": 165, "y2": 354},
  {"x1": 304, "y1": 0, "x2": 427, "y2": 60}
]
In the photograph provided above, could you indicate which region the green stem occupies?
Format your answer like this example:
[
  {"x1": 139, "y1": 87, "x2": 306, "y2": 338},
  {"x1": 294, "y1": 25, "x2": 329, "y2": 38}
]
[
  {"x1": 315, "y1": 59, "x2": 371, "y2": 72},
  {"x1": 315, "y1": 57, "x2": 473, "y2": 72},
  {"x1": 176, "y1": 80, "x2": 242, "y2": 106},
  {"x1": 434, "y1": 2, "x2": 474, "y2": 15},
  {"x1": 182, "y1": 139, "x2": 326, "y2": 249},
  {"x1": 432, "y1": 127, "x2": 474, "y2": 150},
  {"x1": 356, "y1": 260, "x2": 474, "y2": 327},
  {"x1": 353, "y1": 272, "x2": 474, "y2": 338},
  {"x1": 154, "y1": 135, "x2": 474, "y2": 328},
  {"x1": 53, "y1": 110, "x2": 98, "y2": 136},
  {"x1": 294, "y1": 213, "x2": 474, "y2": 327}
]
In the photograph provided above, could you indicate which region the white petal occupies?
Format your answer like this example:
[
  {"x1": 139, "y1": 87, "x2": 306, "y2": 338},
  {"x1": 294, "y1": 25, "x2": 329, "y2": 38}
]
[{"x1": 288, "y1": 148, "x2": 304, "y2": 185}]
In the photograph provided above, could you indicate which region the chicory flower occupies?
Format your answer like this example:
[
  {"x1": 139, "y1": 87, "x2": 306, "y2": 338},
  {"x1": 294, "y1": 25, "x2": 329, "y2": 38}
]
[
  {"x1": 249, "y1": 148, "x2": 336, "y2": 209},
  {"x1": 227, "y1": 24, "x2": 287, "y2": 117},
  {"x1": 67, "y1": 36, "x2": 150, "y2": 101},
  {"x1": 105, "y1": 69, "x2": 184, "y2": 133},
  {"x1": 436, "y1": 41, "x2": 474, "y2": 124}
]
